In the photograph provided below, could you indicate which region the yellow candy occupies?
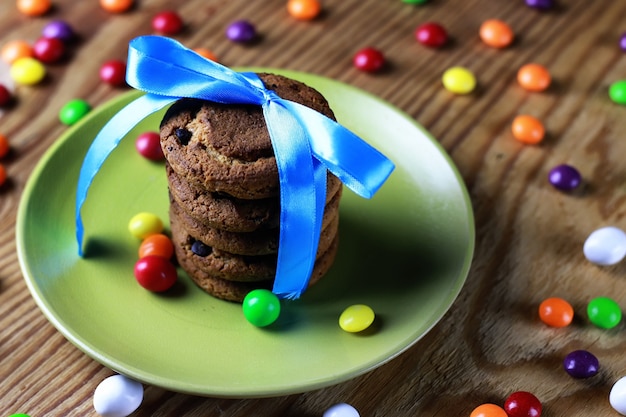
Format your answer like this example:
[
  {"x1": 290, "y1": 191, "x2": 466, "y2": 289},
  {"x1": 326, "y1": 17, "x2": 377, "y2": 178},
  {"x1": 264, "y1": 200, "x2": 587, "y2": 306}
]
[
  {"x1": 339, "y1": 304, "x2": 375, "y2": 333},
  {"x1": 10, "y1": 57, "x2": 46, "y2": 85},
  {"x1": 128, "y1": 212, "x2": 163, "y2": 239},
  {"x1": 442, "y1": 66, "x2": 476, "y2": 94}
]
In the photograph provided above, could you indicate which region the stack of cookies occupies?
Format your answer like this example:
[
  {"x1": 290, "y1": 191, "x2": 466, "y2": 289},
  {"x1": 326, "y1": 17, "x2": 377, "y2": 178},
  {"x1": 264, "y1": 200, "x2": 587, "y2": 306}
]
[{"x1": 160, "y1": 73, "x2": 342, "y2": 302}]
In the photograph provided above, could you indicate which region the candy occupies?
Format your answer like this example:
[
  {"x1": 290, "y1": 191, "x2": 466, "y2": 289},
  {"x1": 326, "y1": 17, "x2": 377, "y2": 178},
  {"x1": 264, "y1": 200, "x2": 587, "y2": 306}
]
[
  {"x1": 525, "y1": 0, "x2": 554, "y2": 9},
  {"x1": 339, "y1": 304, "x2": 375, "y2": 333},
  {"x1": 33, "y1": 37, "x2": 65, "y2": 63},
  {"x1": 128, "y1": 212, "x2": 163, "y2": 239},
  {"x1": 517, "y1": 63, "x2": 551, "y2": 92},
  {"x1": 42, "y1": 20, "x2": 75, "y2": 43},
  {"x1": 402, "y1": 0, "x2": 428, "y2": 3},
  {"x1": 152, "y1": 11, "x2": 184, "y2": 35},
  {"x1": 511, "y1": 115, "x2": 544, "y2": 144},
  {"x1": 7, "y1": 414, "x2": 30, "y2": 417},
  {"x1": 16, "y1": 0, "x2": 52, "y2": 16},
  {"x1": 287, "y1": 0, "x2": 321, "y2": 21},
  {"x1": 193, "y1": 48, "x2": 218, "y2": 62},
  {"x1": 538, "y1": 297, "x2": 574, "y2": 327},
  {"x1": 0, "y1": 133, "x2": 10, "y2": 158},
  {"x1": 99, "y1": 60, "x2": 127, "y2": 86},
  {"x1": 587, "y1": 296, "x2": 622, "y2": 329},
  {"x1": 470, "y1": 404, "x2": 508, "y2": 417},
  {"x1": 610, "y1": 376, "x2": 626, "y2": 415},
  {"x1": 503, "y1": 391, "x2": 542, "y2": 417},
  {"x1": 479, "y1": 19, "x2": 514, "y2": 48},
  {"x1": 0, "y1": 83, "x2": 12, "y2": 106},
  {"x1": 135, "y1": 131, "x2": 164, "y2": 161},
  {"x1": 242, "y1": 289, "x2": 281, "y2": 327},
  {"x1": 93, "y1": 374, "x2": 143, "y2": 417},
  {"x1": 59, "y1": 99, "x2": 91, "y2": 125},
  {"x1": 0, "y1": 163, "x2": 6, "y2": 187},
  {"x1": 1, "y1": 40, "x2": 33, "y2": 64},
  {"x1": 415, "y1": 22, "x2": 448, "y2": 48},
  {"x1": 100, "y1": 0, "x2": 134, "y2": 13},
  {"x1": 548, "y1": 164, "x2": 581, "y2": 191},
  {"x1": 226, "y1": 20, "x2": 257, "y2": 43},
  {"x1": 10, "y1": 57, "x2": 46, "y2": 85},
  {"x1": 138, "y1": 234, "x2": 174, "y2": 260},
  {"x1": 620, "y1": 32, "x2": 626, "y2": 52},
  {"x1": 323, "y1": 403, "x2": 360, "y2": 417},
  {"x1": 352, "y1": 47, "x2": 385, "y2": 72},
  {"x1": 609, "y1": 80, "x2": 626, "y2": 105},
  {"x1": 134, "y1": 256, "x2": 177, "y2": 292},
  {"x1": 563, "y1": 350, "x2": 599, "y2": 378},
  {"x1": 583, "y1": 226, "x2": 626, "y2": 266},
  {"x1": 442, "y1": 66, "x2": 476, "y2": 94}
]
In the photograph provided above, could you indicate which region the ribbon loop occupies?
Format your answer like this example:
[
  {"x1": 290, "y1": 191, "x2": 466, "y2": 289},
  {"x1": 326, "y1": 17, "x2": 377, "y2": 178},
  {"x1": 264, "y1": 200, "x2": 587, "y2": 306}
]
[{"x1": 76, "y1": 35, "x2": 395, "y2": 299}]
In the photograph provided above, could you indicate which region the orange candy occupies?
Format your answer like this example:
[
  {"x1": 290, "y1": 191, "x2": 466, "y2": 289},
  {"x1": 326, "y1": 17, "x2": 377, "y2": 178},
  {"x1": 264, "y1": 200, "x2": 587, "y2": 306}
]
[
  {"x1": 100, "y1": 0, "x2": 134, "y2": 13},
  {"x1": 479, "y1": 19, "x2": 514, "y2": 48},
  {"x1": 287, "y1": 0, "x2": 322, "y2": 20},
  {"x1": 511, "y1": 115, "x2": 545, "y2": 144},
  {"x1": 471, "y1": 403, "x2": 508, "y2": 417},
  {"x1": 193, "y1": 48, "x2": 218, "y2": 62},
  {"x1": 0, "y1": 134, "x2": 9, "y2": 159},
  {"x1": 1, "y1": 40, "x2": 33, "y2": 64},
  {"x1": 138, "y1": 233, "x2": 174, "y2": 260},
  {"x1": 539, "y1": 297, "x2": 574, "y2": 327},
  {"x1": 0, "y1": 164, "x2": 6, "y2": 187},
  {"x1": 517, "y1": 63, "x2": 551, "y2": 92},
  {"x1": 16, "y1": 0, "x2": 52, "y2": 16}
]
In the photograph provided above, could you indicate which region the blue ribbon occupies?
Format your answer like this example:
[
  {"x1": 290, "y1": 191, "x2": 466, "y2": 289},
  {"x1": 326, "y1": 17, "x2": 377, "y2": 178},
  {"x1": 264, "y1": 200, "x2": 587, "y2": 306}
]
[{"x1": 76, "y1": 35, "x2": 395, "y2": 299}]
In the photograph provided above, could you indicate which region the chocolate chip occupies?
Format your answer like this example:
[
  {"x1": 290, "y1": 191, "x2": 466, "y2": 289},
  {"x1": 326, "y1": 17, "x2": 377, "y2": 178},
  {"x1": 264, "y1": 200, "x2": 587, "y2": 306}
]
[
  {"x1": 175, "y1": 128, "x2": 191, "y2": 145},
  {"x1": 191, "y1": 240, "x2": 211, "y2": 257}
]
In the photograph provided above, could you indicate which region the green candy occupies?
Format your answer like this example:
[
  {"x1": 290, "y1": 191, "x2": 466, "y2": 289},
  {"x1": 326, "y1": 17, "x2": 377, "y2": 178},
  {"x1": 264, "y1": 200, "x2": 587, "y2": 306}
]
[
  {"x1": 59, "y1": 98, "x2": 91, "y2": 125},
  {"x1": 402, "y1": 0, "x2": 429, "y2": 3},
  {"x1": 242, "y1": 289, "x2": 281, "y2": 327},
  {"x1": 587, "y1": 296, "x2": 622, "y2": 329},
  {"x1": 609, "y1": 80, "x2": 626, "y2": 105}
]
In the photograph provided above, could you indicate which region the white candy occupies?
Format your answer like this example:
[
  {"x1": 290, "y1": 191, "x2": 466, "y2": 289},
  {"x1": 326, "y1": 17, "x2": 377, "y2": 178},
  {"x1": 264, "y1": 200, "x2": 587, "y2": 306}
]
[
  {"x1": 323, "y1": 403, "x2": 360, "y2": 417},
  {"x1": 93, "y1": 374, "x2": 143, "y2": 417},
  {"x1": 610, "y1": 376, "x2": 626, "y2": 415},
  {"x1": 583, "y1": 226, "x2": 626, "y2": 266}
]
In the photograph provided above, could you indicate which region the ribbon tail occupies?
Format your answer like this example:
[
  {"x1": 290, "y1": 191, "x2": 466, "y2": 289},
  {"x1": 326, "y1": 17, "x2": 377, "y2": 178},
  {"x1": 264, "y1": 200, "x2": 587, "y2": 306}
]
[{"x1": 76, "y1": 94, "x2": 176, "y2": 256}]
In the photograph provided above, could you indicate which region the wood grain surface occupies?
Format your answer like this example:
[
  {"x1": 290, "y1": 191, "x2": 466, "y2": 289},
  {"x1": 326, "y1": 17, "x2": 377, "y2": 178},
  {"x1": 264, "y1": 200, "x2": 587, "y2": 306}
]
[{"x1": 1, "y1": 0, "x2": 626, "y2": 415}]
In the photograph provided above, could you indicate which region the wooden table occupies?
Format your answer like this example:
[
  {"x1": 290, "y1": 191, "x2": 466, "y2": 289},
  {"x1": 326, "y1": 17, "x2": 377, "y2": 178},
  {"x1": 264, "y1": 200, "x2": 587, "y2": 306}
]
[{"x1": 1, "y1": 0, "x2": 626, "y2": 415}]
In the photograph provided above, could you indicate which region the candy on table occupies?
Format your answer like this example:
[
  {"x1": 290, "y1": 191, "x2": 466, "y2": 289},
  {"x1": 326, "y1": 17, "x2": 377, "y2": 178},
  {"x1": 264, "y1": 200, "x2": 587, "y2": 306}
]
[
  {"x1": 16, "y1": 0, "x2": 52, "y2": 16},
  {"x1": 583, "y1": 226, "x2": 626, "y2": 266},
  {"x1": 620, "y1": 32, "x2": 626, "y2": 51},
  {"x1": 226, "y1": 20, "x2": 257, "y2": 43},
  {"x1": 442, "y1": 66, "x2": 476, "y2": 94},
  {"x1": 135, "y1": 131, "x2": 164, "y2": 161},
  {"x1": 0, "y1": 163, "x2": 6, "y2": 187},
  {"x1": 511, "y1": 115, "x2": 544, "y2": 144},
  {"x1": 538, "y1": 297, "x2": 574, "y2": 327},
  {"x1": 100, "y1": 0, "x2": 134, "y2": 13},
  {"x1": 0, "y1": 133, "x2": 9, "y2": 158},
  {"x1": 339, "y1": 304, "x2": 375, "y2": 333},
  {"x1": 609, "y1": 80, "x2": 626, "y2": 105},
  {"x1": 587, "y1": 296, "x2": 622, "y2": 329},
  {"x1": 138, "y1": 233, "x2": 174, "y2": 260},
  {"x1": 352, "y1": 47, "x2": 385, "y2": 72},
  {"x1": 415, "y1": 22, "x2": 448, "y2": 48},
  {"x1": 93, "y1": 374, "x2": 143, "y2": 417},
  {"x1": 563, "y1": 350, "x2": 599, "y2": 379},
  {"x1": 479, "y1": 19, "x2": 514, "y2": 48},
  {"x1": 59, "y1": 98, "x2": 91, "y2": 125},
  {"x1": 99, "y1": 60, "x2": 127, "y2": 86},
  {"x1": 470, "y1": 403, "x2": 508, "y2": 417},
  {"x1": 525, "y1": 0, "x2": 554, "y2": 10},
  {"x1": 503, "y1": 391, "x2": 542, "y2": 417},
  {"x1": 152, "y1": 10, "x2": 184, "y2": 35},
  {"x1": 323, "y1": 403, "x2": 360, "y2": 417},
  {"x1": 402, "y1": 0, "x2": 429, "y2": 3},
  {"x1": 1, "y1": 40, "x2": 34, "y2": 64},
  {"x1": 242, "y1": 289, "x2": 281, "y2": 327},
  {"x1": 134, "y1": 255, "x2": 178, "y2": 292},
  {"x1": 33, "y1": 37, "x2": 65, "y2": 64},
  {"x1": 517, "y1": 63, "x2": 551, "y2": 92},
  {"x1": 0, "y1": 83, "x2": 12, "y2": 106},
  {"x1": 128, "y1": 212, "x2": 164, "y2": 239},
  {"x1": 193, "y1": 47, "x2": 218, "y2": 62},
  {"x1": 10, "y1": 57, "x2": 46, "y2": 85},
  {"x1": 7, "y1": 414, "x2": 31, "y2": 417},
  {"x1": 287, "y1": 0, "x2": 322, "y2": 21},
  {"x1": 42, "y1": 20, "x2": 75, "y2": 43},
  {"x1": 548, "y1": 164, "x2": 581, "y2": 191},
  {"x1": 610, "y1": 376, "x2": 626, "y2": 416}
]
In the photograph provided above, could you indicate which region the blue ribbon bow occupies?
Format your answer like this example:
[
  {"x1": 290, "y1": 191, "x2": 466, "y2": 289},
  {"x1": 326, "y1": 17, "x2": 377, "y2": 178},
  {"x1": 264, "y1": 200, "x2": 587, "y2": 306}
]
[{"x1": 76, "y1": 35, "x2": 394, "y2": 299}]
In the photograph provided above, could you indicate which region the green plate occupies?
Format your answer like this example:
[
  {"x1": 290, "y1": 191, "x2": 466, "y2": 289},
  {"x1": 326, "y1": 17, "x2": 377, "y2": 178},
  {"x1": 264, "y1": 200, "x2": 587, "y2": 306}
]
[{"x1": 16, "y1": 70, "x2": 474, "y2": 398}]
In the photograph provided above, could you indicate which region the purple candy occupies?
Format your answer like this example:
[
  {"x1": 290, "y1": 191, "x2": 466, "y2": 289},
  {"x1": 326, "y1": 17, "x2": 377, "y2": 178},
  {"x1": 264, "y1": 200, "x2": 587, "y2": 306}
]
[
  {"x1": 525, "y1": 0, "x2": 554, "y2": 9},
  {"x1": 42, "y1": 20, "x2": 75, "y2": 43},
  {"x1": 563, "y1": 350, "x2": 599, "y2": 378},
  {"x1": 548, "y1": 164, "x2": 582, "y2": 191},
  {"x1": 620, "y1": 32, "x2": 626, "y2": 52},
  {"x1": 226, "y1": 20, "x2": 256, "y2": 43}
]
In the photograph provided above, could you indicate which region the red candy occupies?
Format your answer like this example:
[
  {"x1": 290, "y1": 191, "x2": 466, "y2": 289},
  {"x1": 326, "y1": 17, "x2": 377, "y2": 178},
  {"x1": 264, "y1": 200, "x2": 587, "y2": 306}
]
[
  {"x1": 415, "y1": 22, "x2": 448, "y2": 48},
  {"x1": 353, "y1": 47, "x2": 385, "y2": 72},
  {"x1": 99, "y1": 60, "x2": 127, "y2": 86},
  {"x1": 135, "y1": 131, "x2": 164, "y2": 161},
  {"x1": 152, "y1": 11, "x2": 184, "y2": 35},
  {"x1": 33, "y1": 37, "x2": 65, "y2": 64},
  {"x1": 504, "y1": 391, "x2": 542, "y2": 417},
  {"x1": 134, "y1": 256, "x2": 177, "y2": 292},
  {"x1": 0, "y1": 84, "x2": 12, "y2": 106}
]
